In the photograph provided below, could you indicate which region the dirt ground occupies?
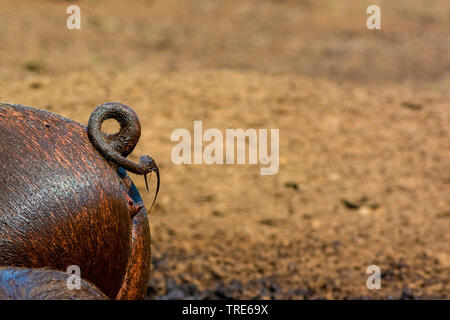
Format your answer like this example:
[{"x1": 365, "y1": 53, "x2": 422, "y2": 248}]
[{"x1": 0, "y1": 0, "x2": 449, "y2": 299}]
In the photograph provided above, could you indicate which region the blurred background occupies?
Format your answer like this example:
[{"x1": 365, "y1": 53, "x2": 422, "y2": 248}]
[{"x1": 0, "y1": 0, "x2": 448, "y2": 299}]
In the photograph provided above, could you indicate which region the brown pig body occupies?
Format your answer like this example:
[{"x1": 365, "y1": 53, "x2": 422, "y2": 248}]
[{"x1": 0, "y1": 102, "x2": 156, "y2": 300}]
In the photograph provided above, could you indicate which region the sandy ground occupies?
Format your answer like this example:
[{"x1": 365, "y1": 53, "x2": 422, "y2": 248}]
[{"x1": 0, "y1": 0, "x2": 449, "y2": 299}]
